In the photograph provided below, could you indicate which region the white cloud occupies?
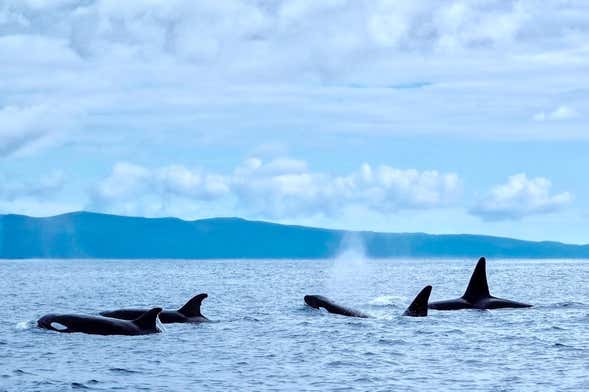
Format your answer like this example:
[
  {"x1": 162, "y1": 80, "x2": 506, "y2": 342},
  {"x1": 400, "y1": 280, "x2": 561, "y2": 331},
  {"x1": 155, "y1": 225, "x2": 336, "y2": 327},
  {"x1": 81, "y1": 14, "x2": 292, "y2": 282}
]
[
  {"x1": 91, "y1": 162, "x2": 230, "y2": 215},
  {"x1": 0, "y1": 104, "x2": 81, "y2": 157},
  {"x1": 470, "y1": 173, "x2": 572, "y2": 221},
  {"x1": 91, "y1": 157, "x2": 461, "y2": 219},
  {"x1": 533, "y1": 105, "x2": 579, "y2": 121},
  {"x1": 232, "y1": 159, "x2": 461, "y2": 218},
  {"x1": 7, "y1": 0, "x2": 522, "y2": 65},
  {"x1": 92, "y1": 162, "x2": 151, "y2": 203}
]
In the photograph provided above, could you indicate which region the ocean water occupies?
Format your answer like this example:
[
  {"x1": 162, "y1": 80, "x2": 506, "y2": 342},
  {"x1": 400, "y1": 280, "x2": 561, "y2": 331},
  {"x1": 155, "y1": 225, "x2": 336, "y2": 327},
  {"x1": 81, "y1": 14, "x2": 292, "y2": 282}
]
[{"x1": 0, "y1": 257, "x2": 587, "y2": 391}]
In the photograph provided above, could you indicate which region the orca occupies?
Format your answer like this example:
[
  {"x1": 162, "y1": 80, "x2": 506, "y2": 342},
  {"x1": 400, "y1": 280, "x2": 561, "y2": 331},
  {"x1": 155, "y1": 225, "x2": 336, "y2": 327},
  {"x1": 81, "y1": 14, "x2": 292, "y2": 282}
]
[
  {"x1": 37, "y1": 307, "x2": 162, "y2": 336},
  {"x1": 304, "y1": 287, "x2": 433, "y2": 318},
  {"x1": 428, "y1": 257, "x2": 532, "y2": 310},
  {"x1": 304, "y1": 295, "x2": 370, "y2": 318},
  {"x1": 100, "y1": 293, "x2": 209, "y2": 323},
  {"x1": 403, "y1": 285, "x2": 432, "y2": 317}
]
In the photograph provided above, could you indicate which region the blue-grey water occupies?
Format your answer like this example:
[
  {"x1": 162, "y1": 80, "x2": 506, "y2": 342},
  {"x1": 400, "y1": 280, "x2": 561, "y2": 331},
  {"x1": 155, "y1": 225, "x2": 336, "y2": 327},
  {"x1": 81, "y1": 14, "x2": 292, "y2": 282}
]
[{"x1": 1, "y1": 257, "x2": 587, "y2": 391}]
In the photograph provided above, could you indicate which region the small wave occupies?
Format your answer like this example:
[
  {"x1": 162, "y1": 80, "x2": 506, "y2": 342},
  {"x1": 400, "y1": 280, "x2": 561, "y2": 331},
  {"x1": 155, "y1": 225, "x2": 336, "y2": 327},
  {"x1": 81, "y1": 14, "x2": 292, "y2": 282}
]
[
  {"x1": 32, "y1": 380, "x2": 57, "y2": 388},
  {"x1": 223, "y1": 316, "x2": 261, "y2": 323},
  {"x1": 545, "y1": 325, "x2": 566, "y2": 331},
  {"x1": 377, "y1": 338, "x2": 407, "y2": 346},
  {"x1": 556, "y1": 301, "x2": 587, "y2": 307},
  {"x1": 109, "y1": 367, "x2": 140, "y2": 374},
  {"x1": 539, "y1": 301, "x2": 588, "y2": 309},
  {"x1": 552, "y1": 342, "x2": 582, "y2": 351},
  {"x1": 241, "y1": 316, "x2": 261, "y2": 322},
  {"x1": 327, "y1": 360, "x2": 354, "y2": 367},
  {"x1": 32, "y1": 380, "x2": 60, "y2": 391},
  {"x1": 71, "y1": 382, "x2": 91, "y2": 389},
  {"x1": 463, "y1": 359, "x2": 484, "y2": 366},
  {"x1": 354, "y1": 376, "x2": 376, "y2": 383},
  {"x1": 442, "y1": 328, "x2": 465, "y2": 335},
  {"x1": 416, "y1": 329, "x2": 437, "y2": 335},
  {"x1": 13, "y1": 369, "x2": 33, "y2": 376},
  {"x1": 344, "y1": 319, "x2": 371, "y2": 326}
]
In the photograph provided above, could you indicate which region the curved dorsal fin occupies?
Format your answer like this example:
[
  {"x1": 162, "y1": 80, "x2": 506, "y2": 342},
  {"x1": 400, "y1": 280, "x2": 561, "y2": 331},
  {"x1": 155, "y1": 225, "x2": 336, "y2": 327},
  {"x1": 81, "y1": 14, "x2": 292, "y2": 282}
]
[
  {"x1": 178, "y1": 293, "x2": 208, "y2": 317},
  {"x1": 462, "y1": 257, "x2": 490, "y2": 302},
  {"x1": 404, "y1": 285, "x2": 432, "y2": 317},
  {"x1": 132, "y1": 307, "x2": 162, "y2": 330}
]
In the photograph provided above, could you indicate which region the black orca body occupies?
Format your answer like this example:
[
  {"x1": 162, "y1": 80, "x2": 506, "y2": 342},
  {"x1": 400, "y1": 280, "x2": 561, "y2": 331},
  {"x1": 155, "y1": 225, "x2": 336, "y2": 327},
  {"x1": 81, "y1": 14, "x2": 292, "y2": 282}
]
[
  {"x1": 38, "y1": 307, "x2": 162, "y2": 336},
  {"x1": 403, "y1": 285, "x2": 432, "y2": 317},
  {"x1": 100, "y1": 294, "x2": 209, "y2": 324},
  {"x1": 304, "y1": 295, "x2": 370, "y2": 318},
  {"x1": 305, "y1": 286, "x2": 432, "y2": 318},
  {"x1": 428, "y1": 257, "x2": 532, "y2": 311}
]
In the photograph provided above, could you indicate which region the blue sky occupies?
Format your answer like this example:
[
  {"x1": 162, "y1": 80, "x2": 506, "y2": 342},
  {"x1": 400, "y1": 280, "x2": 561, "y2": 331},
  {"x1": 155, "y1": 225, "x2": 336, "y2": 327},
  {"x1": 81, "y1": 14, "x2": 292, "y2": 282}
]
[{"x1": 1, "y1": 0, "x2": 588, "y2": 243}]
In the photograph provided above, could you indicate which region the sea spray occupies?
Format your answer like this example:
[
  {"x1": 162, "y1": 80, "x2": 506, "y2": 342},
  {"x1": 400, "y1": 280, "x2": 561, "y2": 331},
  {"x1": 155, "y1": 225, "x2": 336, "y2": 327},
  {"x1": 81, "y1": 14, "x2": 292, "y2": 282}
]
[{"x1": 326, "y1": 233, "x2": 373, "y2": 299}]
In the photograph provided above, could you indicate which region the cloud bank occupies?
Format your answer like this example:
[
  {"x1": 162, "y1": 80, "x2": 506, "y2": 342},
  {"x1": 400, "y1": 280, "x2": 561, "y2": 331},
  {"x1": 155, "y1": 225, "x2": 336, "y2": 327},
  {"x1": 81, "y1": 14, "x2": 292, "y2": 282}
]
[
  {"x1": 90, "y1": 157, "x2": 461, "y2": 218},
  {"x1": 2, "y1": 159, "x2": 573, "y2": 226},
  {"x1": 471, "y1": 173, "x2": 573, "y2": 221}
]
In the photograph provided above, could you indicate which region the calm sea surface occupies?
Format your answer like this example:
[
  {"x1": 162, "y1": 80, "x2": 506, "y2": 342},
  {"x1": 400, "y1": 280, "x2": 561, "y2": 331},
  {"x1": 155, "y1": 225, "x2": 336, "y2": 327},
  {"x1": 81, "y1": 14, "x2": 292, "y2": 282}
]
[{"x1": 1, "y1": 257, "x2": 587, "y2": 391}]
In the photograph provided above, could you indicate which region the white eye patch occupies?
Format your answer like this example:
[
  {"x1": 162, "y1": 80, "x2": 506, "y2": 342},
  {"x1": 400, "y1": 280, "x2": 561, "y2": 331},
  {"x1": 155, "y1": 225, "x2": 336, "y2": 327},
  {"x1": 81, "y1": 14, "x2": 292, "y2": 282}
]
[{"x1": 50, "y1": 322, "x2": 68, "y2": 331}]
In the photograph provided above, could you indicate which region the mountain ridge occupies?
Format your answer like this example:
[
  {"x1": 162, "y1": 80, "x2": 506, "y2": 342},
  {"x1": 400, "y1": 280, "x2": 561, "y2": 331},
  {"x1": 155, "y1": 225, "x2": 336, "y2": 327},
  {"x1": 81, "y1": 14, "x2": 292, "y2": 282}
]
[{"x1": 1, "y1": 211, "x2": 587, "y2": 259}]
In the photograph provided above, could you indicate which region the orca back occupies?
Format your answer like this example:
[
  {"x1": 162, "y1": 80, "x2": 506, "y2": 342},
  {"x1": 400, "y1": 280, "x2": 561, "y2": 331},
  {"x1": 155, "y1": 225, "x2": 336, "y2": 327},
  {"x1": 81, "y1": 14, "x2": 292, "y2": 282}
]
[
  {"x1": 429, "y1": 256, "x2": 532, "y2": 310},
  {"x1": 304, "y1": 295, "x2": 369, "y2": 318}
]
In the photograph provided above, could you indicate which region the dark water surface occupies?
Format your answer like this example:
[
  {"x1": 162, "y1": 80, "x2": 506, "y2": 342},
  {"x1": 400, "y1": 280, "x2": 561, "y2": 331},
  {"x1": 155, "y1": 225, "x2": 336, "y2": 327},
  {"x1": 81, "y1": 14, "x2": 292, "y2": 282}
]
[{"x1": 1, "y1": 258, "x2": 587, "y2": 391}]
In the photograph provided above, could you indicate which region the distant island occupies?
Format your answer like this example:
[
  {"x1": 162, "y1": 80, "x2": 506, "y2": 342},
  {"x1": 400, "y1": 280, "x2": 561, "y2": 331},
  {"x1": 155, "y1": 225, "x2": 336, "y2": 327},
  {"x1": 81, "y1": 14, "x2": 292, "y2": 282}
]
[{"x1": 1, "y1": 211, "x2": 588, "y2": 259}]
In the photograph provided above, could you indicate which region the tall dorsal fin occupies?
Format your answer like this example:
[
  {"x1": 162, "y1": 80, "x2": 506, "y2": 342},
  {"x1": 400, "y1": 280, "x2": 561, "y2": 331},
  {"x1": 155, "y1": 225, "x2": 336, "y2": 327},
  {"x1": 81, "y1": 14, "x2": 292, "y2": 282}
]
[
  {"x1": 403, "y1": 285, "x2": 432, "y2": 317},
  {"x1": 462, "y1": 257, "x2": 490, "y2": 302},
  {"x1": 178, "y1": 293, "x2": 208, "y2": 317},
  {"x1": 132, "y1": 307, "x2": 162, "y2": 330}
]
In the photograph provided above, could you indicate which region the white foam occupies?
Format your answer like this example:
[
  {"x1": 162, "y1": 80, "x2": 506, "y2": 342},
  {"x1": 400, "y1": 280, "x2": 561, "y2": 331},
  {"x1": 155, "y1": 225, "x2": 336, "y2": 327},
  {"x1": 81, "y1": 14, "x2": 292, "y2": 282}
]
[
  {"x1": 369, "y1": 295, "x2": 405, "y2": 306},
  {"x1": 15, "y1": 321, "x2": 32, "y2": 330}
]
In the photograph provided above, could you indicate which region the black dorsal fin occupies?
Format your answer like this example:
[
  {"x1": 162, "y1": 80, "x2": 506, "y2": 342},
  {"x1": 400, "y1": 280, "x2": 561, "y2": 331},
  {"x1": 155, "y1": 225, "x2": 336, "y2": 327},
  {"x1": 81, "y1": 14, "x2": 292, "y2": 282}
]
[
  {"x1": 462, "y1": 257, "x2": 490, "y2": 302},
  {"x1": 132, "y1": 307, "x2": 162, "y2": 330},
  {"x1": 178, "y1": 293, "x2": 208, "y2": 317},
  {"x1": 403, "y1": 285, "x2": 432, "y2": 317}
]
